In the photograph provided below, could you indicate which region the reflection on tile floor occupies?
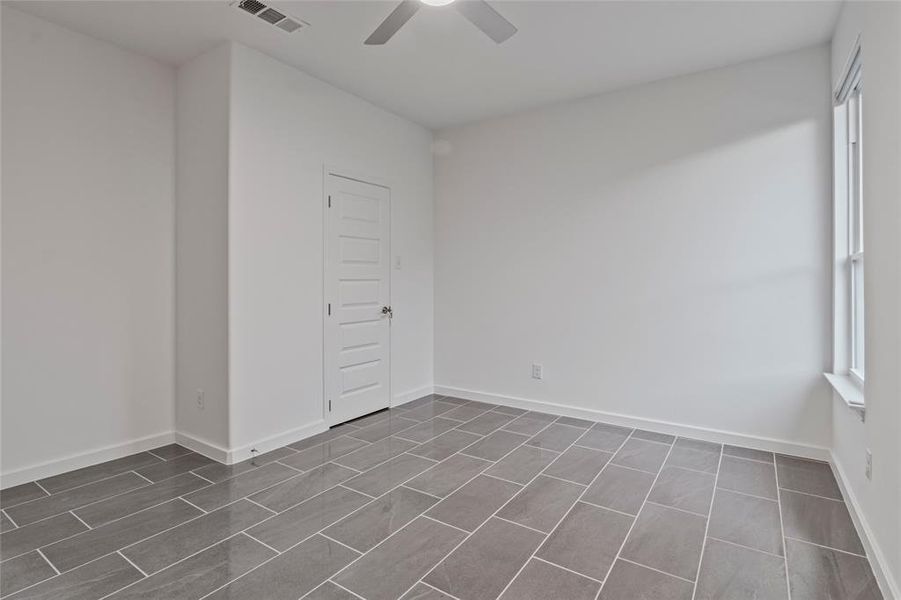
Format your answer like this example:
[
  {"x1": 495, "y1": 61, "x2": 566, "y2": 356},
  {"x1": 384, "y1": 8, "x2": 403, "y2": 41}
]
[{"x1": 0, "y1": 395, "x2": 884, "y2": 599}]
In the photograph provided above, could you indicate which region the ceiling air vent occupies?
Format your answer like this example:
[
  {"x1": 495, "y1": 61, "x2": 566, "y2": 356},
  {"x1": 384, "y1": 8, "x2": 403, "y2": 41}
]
[{"x1": 233, "y1": 1, "x2": 309, "y2": 33}]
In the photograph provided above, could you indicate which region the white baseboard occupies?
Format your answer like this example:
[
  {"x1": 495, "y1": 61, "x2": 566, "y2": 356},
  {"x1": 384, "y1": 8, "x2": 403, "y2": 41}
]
[
  {"x1": 392, "y1": 384, "x2": 435, "y2": 409},
  {"x1": 0, "y1": 431, "x2": 176, "y2": 489},
  {"x1": 224, "y1": 421, "x2": 328, "y2": 465},
  {"x1": 434, "y1": 384, "x2": 831, "y2": 461},
  {"x1": 173, "y1": 431, "x2": 231, "y2": 464},
  {"x1": 830, "y1": 452, "x2": 900, "y2": 600}
]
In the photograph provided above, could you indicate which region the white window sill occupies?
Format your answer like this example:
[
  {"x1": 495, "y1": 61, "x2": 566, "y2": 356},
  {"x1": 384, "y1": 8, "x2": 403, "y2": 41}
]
[{"x1": 824, "y1": 373, "x2": 865, "y2": 420}]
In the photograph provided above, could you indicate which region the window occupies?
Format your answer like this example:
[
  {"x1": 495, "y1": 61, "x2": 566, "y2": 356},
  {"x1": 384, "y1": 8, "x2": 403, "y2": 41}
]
[{"x1": 832, "y1": 45, "x2": 864, "y2": 398}]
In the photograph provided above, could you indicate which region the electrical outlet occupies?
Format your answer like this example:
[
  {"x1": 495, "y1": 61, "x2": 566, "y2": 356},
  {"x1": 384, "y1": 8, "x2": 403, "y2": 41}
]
[
  {"x1": 865, "y1": 449, "x2": 872, "y2": 480},
  {"x1": 531, "y1": 363, "x2": 543, "y2": 380},
  {"x1": 196, "y1": 389, "x2": 205, "y2": 410}
]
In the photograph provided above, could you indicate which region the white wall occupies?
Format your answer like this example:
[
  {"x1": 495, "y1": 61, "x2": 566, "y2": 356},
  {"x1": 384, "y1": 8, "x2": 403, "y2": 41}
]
[
  {"x1": 830, "y1": 2, "x2": 901, "y2": 595},
  {"x1": 226, "y1": 44, "x2": 434, "y2": 456},
  {"x1": 1, "y1": 8, "x2": 175, "y2": 480},
  {"x1": 175, "y1": 44, "x2": 231, "y2": 454},
  {"x1": 435, "y1": 46, "x2": 833, "y2": 451}
]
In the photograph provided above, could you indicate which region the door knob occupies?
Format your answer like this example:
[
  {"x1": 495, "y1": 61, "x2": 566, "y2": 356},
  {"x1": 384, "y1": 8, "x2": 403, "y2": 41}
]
[{"x1": 381, "y1": 306, "x2": 393, "y2": 318}]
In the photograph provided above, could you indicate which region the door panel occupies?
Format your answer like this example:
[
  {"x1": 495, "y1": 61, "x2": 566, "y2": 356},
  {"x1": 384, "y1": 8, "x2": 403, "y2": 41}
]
[{"x1": 325, "y1": 173, "x2": 391, "y2": 425}]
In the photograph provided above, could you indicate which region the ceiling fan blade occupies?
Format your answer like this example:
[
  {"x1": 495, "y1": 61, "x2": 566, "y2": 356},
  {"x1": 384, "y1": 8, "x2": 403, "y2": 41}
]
[
  {"x1": 455, "y1": 0, "x2": 517, "y2": 43},
  {"x1": 365, "y1": 0, "x2": 421, "y2": 45}
]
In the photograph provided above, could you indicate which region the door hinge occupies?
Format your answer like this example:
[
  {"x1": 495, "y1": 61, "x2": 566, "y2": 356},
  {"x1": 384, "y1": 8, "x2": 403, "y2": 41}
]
[
  {"x1": 328, "y1": 195, "x2": 332, "y2": 208},
  {"x1": 328, "y1": 400, "x2": 332, "y2": 412}
]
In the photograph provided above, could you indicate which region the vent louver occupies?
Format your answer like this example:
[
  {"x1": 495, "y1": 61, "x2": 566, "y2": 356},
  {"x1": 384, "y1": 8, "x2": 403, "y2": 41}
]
[{"x1": 233, "y1": 1, "x2": 309, "y2": 33}]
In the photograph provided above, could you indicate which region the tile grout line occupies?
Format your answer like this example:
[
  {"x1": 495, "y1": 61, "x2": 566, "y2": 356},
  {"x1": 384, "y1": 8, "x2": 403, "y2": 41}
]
[
  {"x1": 531, "y1": 555, "x2": 604, "y2": 585},
  {"x1": 784, "y1": 535, "x2": 869, "y2": 558},
  {"x1": 778, "y1": 486, "x2": 846, "y2": 503},
  {"x1": 2, "y1": 508, "x2": 20, "y2": 528},
  {"x1": 32, "y1": 481, "x2": 52, "y2": 497},
  {"x1": 774, "y1": 456, "x2": 793, "y2": 600},
  {"x1": 35, "y1": 548, "x2": 60, "y2": 575},
  {"x1": 592, "y1": 437, "x2": 682, "y2": 600},
  {"x1": 492, "y1": 428, "x2": 638, "y2": 600},
  {"x1": 243, "y1": 497, "x2": 278, "y2": 516},
  {"x1": 68, "y1": 510, "x2": 93, "y2": 530},
  {"x1": 715, "y1": 485, "x2": 779, "y2": 504},
  {"x1": 618, "y1": 556, "x2": 695, "y2": 584},
  {"x1": 706, "y1": 534, "x2": 786, "y2": 559},
  {"x1": 201, "y1": 417, "x2": 538, "y2": 600},
  {"x1": 179, "y1": 497, "x2": 209, "y2": 514},
  {"x1": 117, "y1": 549, "x2": 149, "y2": 578},
  {"x1": 690, "y1": 446, "x2": 724, "y2": 600},
  {"x1": 131, "y1": 471, "x2": 155, "y2": 485},
  {"x1": 318, "y1": 580, "x2": 367, "y2": 600},
  {"x1": 645, "y1": 499, "x2": 708, "y2": 519}
]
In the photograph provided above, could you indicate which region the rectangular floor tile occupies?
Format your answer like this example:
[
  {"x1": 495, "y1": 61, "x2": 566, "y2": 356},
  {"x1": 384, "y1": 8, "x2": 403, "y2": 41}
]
[
  {"x1": 249, "y1": 462, "x2": 357, "y2": 512},
  {"x1": 408, "y1": 430, "x2": 482, "y2": 461},
  {"x1": 347, "y1": 416, "x2": 419, "y2": 443},
  {"x1": 148, "y1": 444, "x2": 193, "y2": 461},
  {"x1": 324, "y1": 486, "x2": 437, "y2": 552},
  {"x1": 485, "y1": 445, "x2": 559, "y2": 485},
  {"x1": 631, "y1": 429, "x2": 676, "y2": 444},
  {"x1": 137, "y1": 452, "x2": 216, "y2": 482},
  {"x1": 576, "y1": 423, "x2": 632, "y2": 452},
  {"x1": 395, "y1": 417, "x2": 461, "y2": 444},
  {"x1": 456, "y1": 411, "x2": 516, "y2": 435},
  {"x1": 182, "y1": 462, "x2": 297, "y2": 512},
  {"x1": 461, "y1": 430, "x2": 528, "y2": 461},
  {"x1": 106, "y1": 534, "x2": 275, "y2": 600},
  {"x1": 7, "y1": 472, "x2": 148, "y2": 526},
  {"x1": 426, "y1": 475, "x2": 521, "y2": 532},
  {"x1": 786, "y1": 538, "x2": 882, "y2": 600},
  {"x1": 526, "y1": 424, "x2": 584, "y2": 452},
  {"x1": 611, "y1": 438, "x2": 670, "y2": 474},
  {"x1": 42, "y1": 499, "x2": 201, "y2": 572},
  {"x1": 37, "y1": 453, "x2": 162, "y2": 494},
  {"x1": 282, "y1": 437, "x2": 370, "y2": 472},
  {"x1": 425, "y1": 518, "x2": 543, "y2": 600},
  {"x1": 343, "y1": 453, "x2": 436, "y2": 498},
  {"x1": 74, "y1": 473, "x2": 209, "y2": 528},
  {"x1": 537, "y1": 502, "x2": 632, "y2": 580},
  {"x1": 648, "y1": 466, "x2": 715, "y2": 515},
  {"x1": 0, "y1": 551, "x2": 56, "y2": 597},
  {"x1": 192, "y1": 447, "x2": 296, "y2": 483},
  {"x1": 336, "y1": 516, "x2": 466, "y2": 600},
  {"x1": 708, "y1": 489, "x2": 783, "y2": 555},
  {"x1": 503, "y1": 415, "x2": 556, "y2": 436},
  {"x1": 665, "y1": 438, "x2": 721, "y2": 474},
  {"x1": 6, "y1": 553, "x2": 142, "y2": 600},
  {"x1": 332, "y1": 437, "x2": 416, "y2": 472},
  {"x1": 406, "y1": 454, "x2": 490, "y2": 498},
  {"x1": 776, "y1": 455, "x2": 841, "y2": 499},
  {"x1": 0, "y1": 512, "x2": 87, "y2": 560},
  {"x1": 441, "y1": 404, "x2": 489, "y2": 423},
  {"x1": 205, "y1": 535, "x2": 358, "y2": 600},
  {"x1": 717, "y1": 455, "x2": 777, "y2": 499},
  {"x1": 0, "y1": 483, "x2": 47, "y2": 509},
  {"x1": 582, "y1": 464, "x2": 655, "y2": 515},
  {"x1": 246, "y1": 485, "x2": 370, "y2": 551},
  {"x1": 620, "y1": 502, "x2": 707, "y2": 580},
  {"x1": 543, "y1": 446, "x2": 612, "y2": 485},
  {"x1": 723, "y1": 445, "x2": 773, "y2": 463},
  {"x1": 555, "y1": 416, "x2": 594, "y2": 429},
  {"x1": 497, "y1": 475, "x2": 584, "y2": 532},
  {"x1": 780, "y1": 490, "x2": 864, "y2": 555},
  {"x1": 402, "y1": 401, "x2": 458, "y2": 421},
  {"x1": 695, "y1": 538, "x2": 788, "y2": 600},
  {"x1": 122, "y1": 499, "x2": 272, "y2": 575},
  {"x1": 599, "y1": 559, "x2": 693, "y2": 600},
  {"x1": 499, "y1": 558, "x2": 600, "y2": 600}
]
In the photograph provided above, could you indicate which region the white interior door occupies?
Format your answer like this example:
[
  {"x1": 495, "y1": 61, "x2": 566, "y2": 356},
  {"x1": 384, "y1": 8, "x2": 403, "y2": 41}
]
[{"x1": 324, "y1": 172, "x2": 391, "y2": 426}]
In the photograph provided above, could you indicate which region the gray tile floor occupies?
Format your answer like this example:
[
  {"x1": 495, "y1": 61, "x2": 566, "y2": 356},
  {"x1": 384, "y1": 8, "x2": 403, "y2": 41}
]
[{"x1": 0, "y1": 395, "x2": 884, "y2": 600}]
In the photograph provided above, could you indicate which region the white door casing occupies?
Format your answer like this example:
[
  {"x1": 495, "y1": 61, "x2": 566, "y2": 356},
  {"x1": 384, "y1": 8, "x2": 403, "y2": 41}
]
[{"x1": 324, "y1": 172, "x2": 391, "y2": 426}]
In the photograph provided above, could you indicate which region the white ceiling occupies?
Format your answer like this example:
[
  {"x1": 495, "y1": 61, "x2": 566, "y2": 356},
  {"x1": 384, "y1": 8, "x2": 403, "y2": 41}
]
[{"x1": 10, "y1": 0, "x2": 841, "y2": 129}]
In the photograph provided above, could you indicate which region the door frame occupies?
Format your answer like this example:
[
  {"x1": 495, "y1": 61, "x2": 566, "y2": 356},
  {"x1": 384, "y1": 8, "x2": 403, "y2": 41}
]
[{"x1": 322, "y1": 164, "x2": 393, "y2": 427}]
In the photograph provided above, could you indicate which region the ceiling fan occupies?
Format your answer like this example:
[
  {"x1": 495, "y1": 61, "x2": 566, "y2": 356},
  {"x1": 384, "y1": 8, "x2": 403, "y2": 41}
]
[{"x1": 365, "y1": 0, "x2": 517, "y2": 45}]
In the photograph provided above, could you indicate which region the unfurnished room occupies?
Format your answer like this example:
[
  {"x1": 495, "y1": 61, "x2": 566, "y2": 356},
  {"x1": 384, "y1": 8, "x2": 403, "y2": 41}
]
[{"x1": 0, "y1": 0, "x2": 899, "y2": 599}]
